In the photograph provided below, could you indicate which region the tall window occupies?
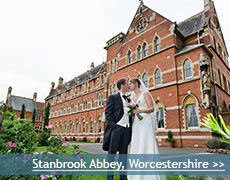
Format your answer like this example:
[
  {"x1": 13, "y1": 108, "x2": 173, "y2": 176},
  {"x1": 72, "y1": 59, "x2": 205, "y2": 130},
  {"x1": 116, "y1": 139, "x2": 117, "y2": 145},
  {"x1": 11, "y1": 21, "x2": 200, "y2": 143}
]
[
  {"x1": 137, "y1": 75, "x2": 142, "y2": 81},
  {"x1": 186, "y1": 104, "x2": 198, "y2": 127},
  {"x1": 155, "y1": 69, "x2": 161, "y2": 85},
  {"x1": 64, "y1": 123, "x2": 67, "y2": 134},
  {"x1": 157, "y1": 108, "x2": 164, "y2": 128},
  {"x1": 218, "y1": 70, "x2": 222, "y2": 87},
  {"x1": 69, "y1": 123, "x2": 73, "y2": 134},
  {"x1": 143, "y1": 73, "x2": 148, "y2": 88},
  {"x1": 92, "y1": 98, "x2": 94, "y2": 108},
  {"x1": 127, "y1": 51, "x2": 132, "y2": 64},
  {"x1": 184, "y1": 60, "x2": 192, "y2": 79},
  {"x1": 59, "y1": 124, "x2": 62, "y2": 135},
  {"x1": 55, "y1": 125, "x2": 57, "y2": 134},
  {"x1": 82, "y1": 121, "x2": 86, "y2": 133},
  {"x1": 223, "y1": 75, "x2": 227, "y2": 91},
  {"x1": 137, "y1": 46, "x2": 142, "y2": 60},
  {"x1": 99, "y1": 96, "x2": 101, "y2": 106},
  {"x1": 109, "y1": 85, "x2": 113, "y2": 95},
  {"x1": 98, "y1": 120, "x2": 102, "y2": 133},
  {"x1": 90, "y1": 120, "x2": 93, "y2": 133},
  {"x1": 101, "y1": 75, "x2": 104, "y2": 85},
  {"x1": 75, "y1": 121, "x2": 79, "y2": 134},
  {"x1": 101, "y1": 95, "x2": 104, "y2": 106},
  {"x1": 113, "y1": 84, "x2": 117, "y2": 94},
  {"x1": 143, "y1": 43, "x2": 148, "y2": 57},
  {"x1": 154, "y1": 37, "x2": 160, "y2": 52}
]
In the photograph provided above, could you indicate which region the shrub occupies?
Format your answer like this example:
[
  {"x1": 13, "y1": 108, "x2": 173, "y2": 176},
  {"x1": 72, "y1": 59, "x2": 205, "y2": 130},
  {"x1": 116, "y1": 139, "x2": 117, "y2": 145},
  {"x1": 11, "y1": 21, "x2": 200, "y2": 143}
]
[
  {"x1": 47, "y1": 135, "x2": 66, "y2": 154},
  {"x1": 204, "y1": 137, "x2": 228, "y2": 149},
  {"x1": 0, "y1": 119, "x2": 38, "y2": 154},
  {"x1": 165, "y1": 130, "x2": 175, "y2": 142},
  {"x1": 73, "y1": 137, "x2": 76, "y2": 141},
  {"x1": 37, "y1": 129, "x2": 51, "y2": 146}
]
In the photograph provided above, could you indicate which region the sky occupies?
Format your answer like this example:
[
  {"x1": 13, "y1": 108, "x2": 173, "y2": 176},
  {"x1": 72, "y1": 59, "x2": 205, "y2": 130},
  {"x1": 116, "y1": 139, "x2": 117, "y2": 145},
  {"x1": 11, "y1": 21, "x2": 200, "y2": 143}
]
[{"x1": 0, "y1": 0, "x2": 229, "y2": 102}]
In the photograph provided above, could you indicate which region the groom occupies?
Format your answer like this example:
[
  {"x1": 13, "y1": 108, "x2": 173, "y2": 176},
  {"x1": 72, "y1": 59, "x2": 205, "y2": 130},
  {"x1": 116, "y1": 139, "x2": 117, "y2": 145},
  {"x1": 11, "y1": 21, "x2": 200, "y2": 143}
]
[{"x1": 102, "y1": 78, "x2": 132, "y2": 180}]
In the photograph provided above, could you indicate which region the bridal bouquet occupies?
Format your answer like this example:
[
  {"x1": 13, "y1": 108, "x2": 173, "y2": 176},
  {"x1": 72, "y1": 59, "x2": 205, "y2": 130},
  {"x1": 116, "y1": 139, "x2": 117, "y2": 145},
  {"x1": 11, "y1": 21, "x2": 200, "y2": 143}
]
[{"x1": 126, "y1": 103, "x2": 143, "y2": 120}]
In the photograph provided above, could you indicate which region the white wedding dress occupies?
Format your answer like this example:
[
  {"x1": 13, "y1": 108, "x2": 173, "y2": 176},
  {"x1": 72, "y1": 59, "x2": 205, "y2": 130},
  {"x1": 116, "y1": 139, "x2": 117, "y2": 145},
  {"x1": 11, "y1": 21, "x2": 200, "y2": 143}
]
[{"x1": 128, "y1": 92, "x2": 166, "y2": 180}]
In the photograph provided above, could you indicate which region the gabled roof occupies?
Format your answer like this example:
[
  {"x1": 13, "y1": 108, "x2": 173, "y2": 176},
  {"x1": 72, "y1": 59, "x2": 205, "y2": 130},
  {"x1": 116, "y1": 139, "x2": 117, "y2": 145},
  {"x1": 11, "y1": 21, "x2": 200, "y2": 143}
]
[
  {"x1": 45, "y1": 63, "x2": 106, "y2": 100},
  {"x1": 177, "y1": 11, "x2": 205, "y2": 37},
  {"x1": 10, "y1": 95, "x2": 35, "y2": 112}
]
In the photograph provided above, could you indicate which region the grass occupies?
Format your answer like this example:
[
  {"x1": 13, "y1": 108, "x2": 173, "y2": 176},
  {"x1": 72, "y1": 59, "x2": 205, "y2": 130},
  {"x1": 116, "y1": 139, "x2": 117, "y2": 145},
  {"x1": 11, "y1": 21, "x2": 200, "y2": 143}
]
[
  {"x1": 66, "y1": 140, "x2": 98, "y2": 143},
  {"x1": 34, "y1": 146, "x2": 90, "y2": 154}
]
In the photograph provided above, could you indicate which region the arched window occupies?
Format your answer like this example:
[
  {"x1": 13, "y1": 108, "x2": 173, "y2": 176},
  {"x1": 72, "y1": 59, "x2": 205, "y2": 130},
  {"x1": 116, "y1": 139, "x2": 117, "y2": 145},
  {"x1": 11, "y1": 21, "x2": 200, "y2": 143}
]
[
  {"x1": 137, "y1": 46, "x2": 142, "y2": 60},
  {"x1": 75, "y1": 120, "x2": 79, "y2": 134},
  {"x1": 90, "y1": 118, "x2": 93, "y2": 133},
  {"x1": 82, "y1": 120, "x2": 86, "y2": 133},
  {"x1": 92, "y1": 98, "x2": 94, "y2": 108},
  {"x1": 154, "y1": 37, "x2": 160, "y2": 52},
  {"x1": 143, "y1": 43, "x2": 148, "y2": 58},
  {"x1": 101, "y1": 95, "x2": 104, "y2": 106},
  {"x1": 69, "y1": 122, "x2": 73, "y2": 134},
  {"x1": 155, "y1": 69, "x2": 161, "y2": 85},
  {"x1": 98, "y1": 119, "x2": 102, "y2": 133},
  {"x1": 184, "y1": 59, "x2": 192, "y2": 79},
  {"x1": 99, "y1": 96, "x2": 101, "y2": 106},
  {"x1": 101, "y1": 75, "x2": 104, "y2": 85},
  {"x1": 127, "y1": 51, "x2": 132, "y2": 64},
  {"x1": 59, "y1": 123, "x2": 62, "y2": 135},
  {"x1": 109, "y1": 85, "x2": 112, "y2": 95},
  {"x1": 223, "y1": 75, "x2": 227, "y2": 91},
  {"x1": 184, "y1": 96, "x2": 199, "y2": 128},
  {"x1": 64, "y1": 122, "x2": 67, "y2": 134},
  {"x1": 137, "y1": 75, "x2": 142, "y2": 81},
  {"x1": 143, "y1": 73, "x2": 148, "y2": 88},
  {"x1": 113, "y1": 84, "x2": 117, "y2": 94},
  {"x1": 156, "y1": 101, "x2": 165, "y2": 129},
  {"x1": 218, "y1": 70, "x2": 222, "y2": 87},
  {"x1": 55, "y1": 124, "x2": 57, "y2": 134}
]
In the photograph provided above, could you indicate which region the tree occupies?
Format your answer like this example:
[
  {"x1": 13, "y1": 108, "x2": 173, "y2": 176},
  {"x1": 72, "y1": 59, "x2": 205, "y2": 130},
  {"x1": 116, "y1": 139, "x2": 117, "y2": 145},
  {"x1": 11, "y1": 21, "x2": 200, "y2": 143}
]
[
  {"x1": 20, "y1": 104, "x2": 25, "y2": 119},
  {"x1": 32, "y1": 109, "x2": 36, "y2": 126},
  {"x1": 43, "y1": 102, "x2": 50, "y2": 129}
]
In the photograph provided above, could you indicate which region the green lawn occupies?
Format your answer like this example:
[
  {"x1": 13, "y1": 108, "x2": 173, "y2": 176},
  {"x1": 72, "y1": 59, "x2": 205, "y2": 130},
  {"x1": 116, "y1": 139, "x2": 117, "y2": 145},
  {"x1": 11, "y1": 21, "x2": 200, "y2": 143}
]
[{"x1": 34, "y1": 146, "x2": 90, "y2": 154}]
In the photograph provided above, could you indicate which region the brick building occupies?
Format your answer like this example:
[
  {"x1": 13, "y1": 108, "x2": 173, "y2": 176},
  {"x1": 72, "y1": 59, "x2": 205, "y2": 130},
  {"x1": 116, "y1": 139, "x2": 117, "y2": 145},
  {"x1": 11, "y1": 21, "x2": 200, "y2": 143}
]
[
  {"x1": 45, "y1": 0, "x2": 230, "y2": 147},
  {"x1": 6, "y1": 87, "x2": 44, "y2": 130}
]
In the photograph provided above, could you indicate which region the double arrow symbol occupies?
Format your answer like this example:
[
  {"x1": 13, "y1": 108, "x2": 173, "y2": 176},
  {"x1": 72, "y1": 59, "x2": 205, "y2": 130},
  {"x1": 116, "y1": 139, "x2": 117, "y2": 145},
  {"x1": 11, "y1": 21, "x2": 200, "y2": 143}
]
[{"x1": 213, "y1": 162, "x2": 224, "y2": 167}]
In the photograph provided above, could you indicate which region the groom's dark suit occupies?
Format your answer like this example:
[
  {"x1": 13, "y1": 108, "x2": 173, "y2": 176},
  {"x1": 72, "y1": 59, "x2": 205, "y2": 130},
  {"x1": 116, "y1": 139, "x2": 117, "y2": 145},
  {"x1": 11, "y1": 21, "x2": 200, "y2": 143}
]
[
  {"x1": 103, "y1": 92, "x2": 132, "y2": 180},
  {"x1": 102, "y1": 92, "x2": 132, "y2": 152}
]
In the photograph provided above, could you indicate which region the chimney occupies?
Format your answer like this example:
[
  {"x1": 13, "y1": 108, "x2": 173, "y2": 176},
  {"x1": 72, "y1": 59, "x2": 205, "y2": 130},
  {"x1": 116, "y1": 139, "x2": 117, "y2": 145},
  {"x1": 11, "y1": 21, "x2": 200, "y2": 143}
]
[
  {"x1": 33, "y1": 92, "x2": 37, "y2": 101},
  {"x1": 90, "y1": 62, "x2": 95, "y2": 70},
  {"x1": 6, "y1": 86, "x2": 12, "y2": 106},
  {"x1": 8, "y1": 86, "x2": 12, "y2": 96},
  {"x1": 58, "y1": 77, "x2": 64, "y2": 86},
  {"x1": 50, "y1": 82, "x2": 55, "y2": 94}
]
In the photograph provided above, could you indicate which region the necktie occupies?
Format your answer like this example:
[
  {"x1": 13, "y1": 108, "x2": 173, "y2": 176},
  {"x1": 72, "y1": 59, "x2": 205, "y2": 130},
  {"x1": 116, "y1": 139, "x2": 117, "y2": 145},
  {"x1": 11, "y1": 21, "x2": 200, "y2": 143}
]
[{"x1": 122, "y1": 95, "x2": 127, "y2": 101}]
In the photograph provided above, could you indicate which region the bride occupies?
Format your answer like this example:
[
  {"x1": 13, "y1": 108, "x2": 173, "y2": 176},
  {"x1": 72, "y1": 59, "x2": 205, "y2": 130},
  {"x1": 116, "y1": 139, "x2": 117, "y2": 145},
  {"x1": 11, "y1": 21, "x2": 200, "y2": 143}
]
[{"x1": 128, "y1": 78, "x2": 166, "y2": 180}]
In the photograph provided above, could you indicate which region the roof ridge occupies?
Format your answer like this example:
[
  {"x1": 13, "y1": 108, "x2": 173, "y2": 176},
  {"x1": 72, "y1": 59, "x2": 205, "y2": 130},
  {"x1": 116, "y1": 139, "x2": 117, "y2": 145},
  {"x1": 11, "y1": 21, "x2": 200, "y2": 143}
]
[
  {"x1": 11, "y1": 95, "x2": 33, "y2": 101},
  {"x1": 178, "y1": 11, "x2": 204, "y2": 25}
]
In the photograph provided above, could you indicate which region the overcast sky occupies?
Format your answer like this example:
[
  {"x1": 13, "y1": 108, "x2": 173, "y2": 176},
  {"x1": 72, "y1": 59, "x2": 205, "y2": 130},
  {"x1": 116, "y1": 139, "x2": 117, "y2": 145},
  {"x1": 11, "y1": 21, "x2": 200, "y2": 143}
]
[{"x1": 0, "y1": 0, "x2": 229, "y2": 102}]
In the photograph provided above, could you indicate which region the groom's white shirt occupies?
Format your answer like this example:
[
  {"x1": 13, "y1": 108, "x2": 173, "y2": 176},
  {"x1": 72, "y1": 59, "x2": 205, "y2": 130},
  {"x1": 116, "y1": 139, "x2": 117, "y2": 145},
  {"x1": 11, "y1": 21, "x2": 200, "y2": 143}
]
[{"x1": 116, "y1": 91, "x2": 130, "y2": 128}]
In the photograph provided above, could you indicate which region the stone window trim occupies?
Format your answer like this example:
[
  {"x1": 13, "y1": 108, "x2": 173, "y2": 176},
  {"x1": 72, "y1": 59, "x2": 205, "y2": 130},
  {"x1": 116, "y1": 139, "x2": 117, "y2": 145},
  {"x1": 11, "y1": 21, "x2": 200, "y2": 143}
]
[
  {"x1": 183, "y1": 59, "x2": 193, "y2": 80},
  {"x1": 182, "y1": 94, "x2": 200, "y2": 129},
  {"x1": 154, "y1": 68, "x2": 162, "y2": 86}
]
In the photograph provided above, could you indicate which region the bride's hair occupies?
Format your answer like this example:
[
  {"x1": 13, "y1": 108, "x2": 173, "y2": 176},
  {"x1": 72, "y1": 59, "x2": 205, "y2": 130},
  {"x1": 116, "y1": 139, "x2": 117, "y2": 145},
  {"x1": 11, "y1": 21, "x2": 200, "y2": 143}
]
[{"x1": 130, "y1": 78, "x2": 141, "y2": 88}]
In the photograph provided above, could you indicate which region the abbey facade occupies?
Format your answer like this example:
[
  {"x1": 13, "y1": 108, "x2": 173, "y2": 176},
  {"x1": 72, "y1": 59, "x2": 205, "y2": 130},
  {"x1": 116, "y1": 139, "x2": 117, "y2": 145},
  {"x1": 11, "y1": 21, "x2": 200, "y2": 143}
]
[{"x1": 45, "y1": 0, "x2": 230, "y2": 147}]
